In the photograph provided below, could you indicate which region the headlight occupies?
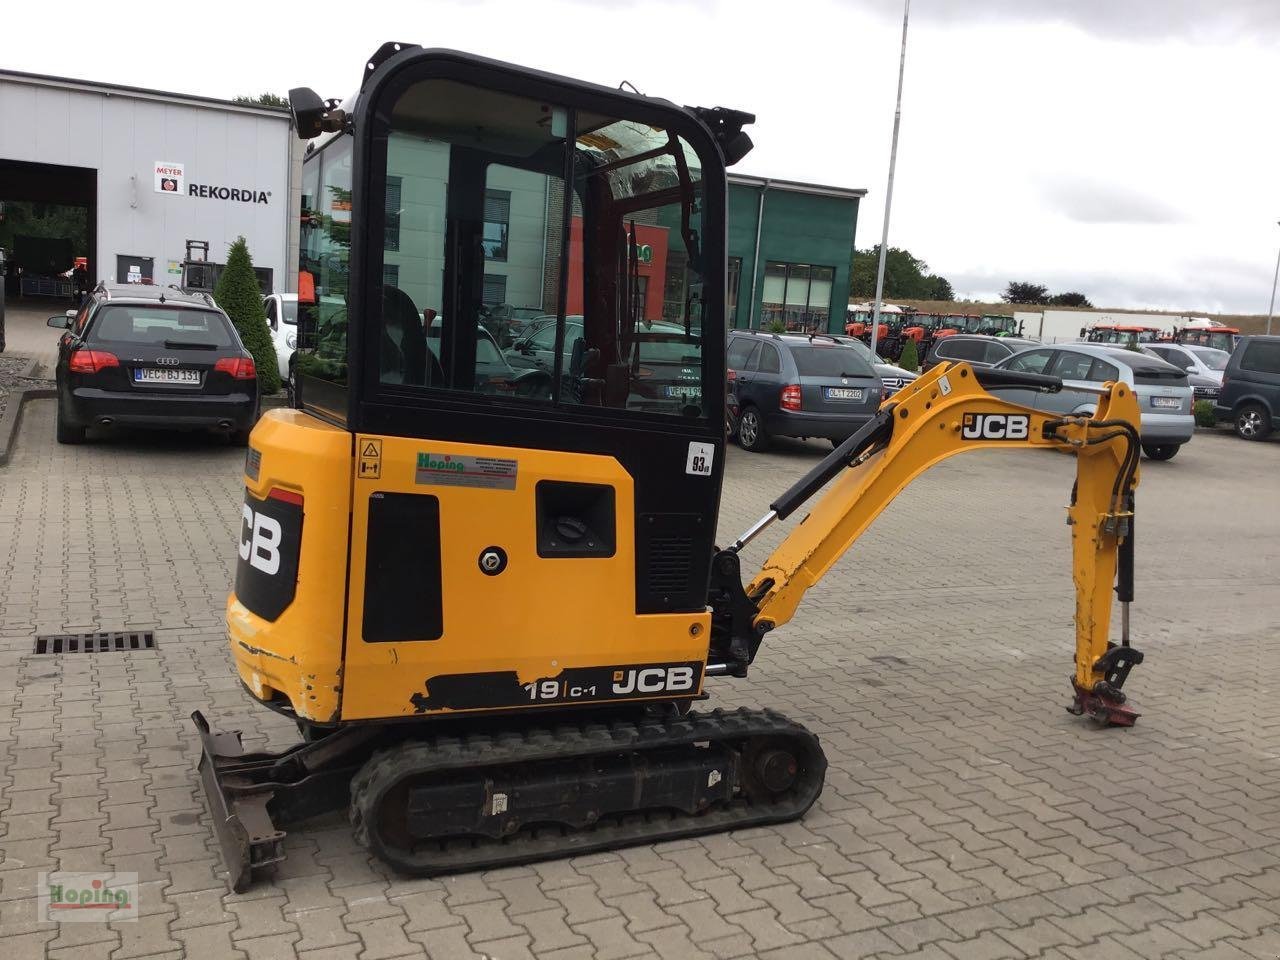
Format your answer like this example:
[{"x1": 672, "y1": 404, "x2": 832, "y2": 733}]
[{"x1": 285, "y1": 332, "x2": 296, "y2": 349}]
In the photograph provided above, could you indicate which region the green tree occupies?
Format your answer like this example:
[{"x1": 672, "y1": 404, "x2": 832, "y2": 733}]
[
  {"x1": 925, "y1": 274, "x2": 954, "y2": 301},
  {"x1": 1002, "y1": 281, "x2": 1049, "y2": 305},
  {"x1": 234, "y1": 93, "x2": 290, "y2": 109},
  {"x1": 850, "y1": 245, "x2": 951, "y2": 301},
  {"x1": 214, "y1": 237, "x2": 281, "y2": 394},
  {"x1": 897, "y1": 337, "x2": 920, "y2": 372},
  {"x1": 1048, "y1": 291, "x2": 1093, "y2": 307}
]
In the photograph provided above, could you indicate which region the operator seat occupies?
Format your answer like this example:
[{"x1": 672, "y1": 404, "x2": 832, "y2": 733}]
[{"x1": 379, "y1": 285, "x2": 441, "y2": 386}]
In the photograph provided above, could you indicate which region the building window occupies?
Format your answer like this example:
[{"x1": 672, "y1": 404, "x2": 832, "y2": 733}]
[
  {"x1": 727, "y1": 256, "x2": 742, "y2": 327},
  {"x1": 761, "y1": 261, "x2": 835, "y2": 332},
  {"x1": 383, "y1": 263, "x2": 400, "y2": 287},
  {"x1": 384, "y1": 177, "x2": 402, "y2": 252},
  {"x1": 482, "y1": 189, "x2": 511, "y2": 262},
  {"x1": 482, "y1": 273, "x2": 507, "y2": 305}
]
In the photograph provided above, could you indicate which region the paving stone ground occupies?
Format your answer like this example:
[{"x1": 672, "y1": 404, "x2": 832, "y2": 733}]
[{"x1": 1, "y1": 398, "x2": 1278, "y2": 960}]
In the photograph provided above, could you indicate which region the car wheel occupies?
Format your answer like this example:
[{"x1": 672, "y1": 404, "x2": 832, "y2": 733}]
[
  {"x1": 1141, "y1": 443, "x2": 1179, "y2": 461},
  {"x1": 55, "y1": 405, "x2": 85, "y2": 445},
  {"x1": 737, "y1": 407, "x2": 769, "y2": 452},
  {"x1": 1234, "y1": 403, "x2": 1272, "y2": 441}
]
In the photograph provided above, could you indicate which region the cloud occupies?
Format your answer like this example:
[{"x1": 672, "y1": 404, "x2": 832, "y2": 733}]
[
  {"x1": 857, "y1": 0, "x2": 1280, "y2": 42},
  {"x1": 1040, "y1": 179, "x2": 1185, "y2": 224}
]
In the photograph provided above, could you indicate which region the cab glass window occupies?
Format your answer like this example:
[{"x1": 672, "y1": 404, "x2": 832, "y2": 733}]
[
  {"x1": 1088, "y1": 358, "x2": 1120, "y2": 383},
  {"x1": 1004, "y1": 348, "x2": 1053, "y2": 374},
  {"x1": 757, "y1": 343, "x2": 782, "y2": 374},
  {"x1": 89, "y1": 305, "x2": 234, "y2": 347},
  {"x1": 296, "y1": 133, "x2": 353, "y2": 417},
  {"x1": 373, "y1": 79, "x2": 710, "y2": 419},
  {"x1": 1240, "y1": 340, "x2": 1280, "y2": 374},
  {"x1": 726, "y1": 337, "x2": 757, "y2": 369},
  {"x1": 1051, "y1": 351, "x2": 1094, "y2": 381},
  {"x1": 982, "y1": 342, "x2": 1012, "y2": 364},
  {"x1": 73, "y1": 300, "x2": 92, "y2": 335}
]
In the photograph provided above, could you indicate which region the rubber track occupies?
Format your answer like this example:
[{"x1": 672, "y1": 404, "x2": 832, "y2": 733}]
[{"x1": 349, "y1": 706, "x2": 826, "y2": 876}]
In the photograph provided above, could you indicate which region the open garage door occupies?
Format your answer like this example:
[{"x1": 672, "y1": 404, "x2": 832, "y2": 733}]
[{"x1": 0, "y1": 158, "x2": 97, "y2": 303}]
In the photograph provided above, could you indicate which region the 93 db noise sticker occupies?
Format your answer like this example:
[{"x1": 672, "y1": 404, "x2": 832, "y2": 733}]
[{"x1": 686, "y1": 442, "x2": 714, "y2": 476}]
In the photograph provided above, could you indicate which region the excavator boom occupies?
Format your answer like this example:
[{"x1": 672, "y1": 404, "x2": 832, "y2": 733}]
[{"x1": 711, "y1": 361, "x2": 1143, "y2": 726}]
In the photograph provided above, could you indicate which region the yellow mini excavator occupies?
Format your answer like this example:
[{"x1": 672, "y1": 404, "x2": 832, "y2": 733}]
[{"x1": 194, "y1": 44, "x2": 1146, "y2": 891}]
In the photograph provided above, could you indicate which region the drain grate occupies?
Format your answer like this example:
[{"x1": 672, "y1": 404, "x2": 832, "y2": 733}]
[{"x1": 33, "y1": 631, "x2": 157, "y2": 655}]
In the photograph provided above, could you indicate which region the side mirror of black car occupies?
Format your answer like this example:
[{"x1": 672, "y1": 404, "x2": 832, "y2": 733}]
[{"x1": 47, "y1": 315, "x2": 70, "y2": 329}]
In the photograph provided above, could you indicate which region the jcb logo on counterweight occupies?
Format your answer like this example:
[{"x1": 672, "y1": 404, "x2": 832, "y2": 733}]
[
  {"x1": 234, "y1": 491, "x2": 303, "y2": 623},
  {"x1": 612, "y1": 666, "x2": 696, "y2": 695},
  {"x1": 962, "y1": 413, "x2": 1030, "y2": 441},
  {"x1": 240, "y1": 508, "x2": 282, "y2": 575}
]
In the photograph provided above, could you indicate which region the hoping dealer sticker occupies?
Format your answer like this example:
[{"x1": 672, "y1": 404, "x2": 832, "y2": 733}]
[{"x1": 415, "y1": 452, "x2": 518, "y2": 490}]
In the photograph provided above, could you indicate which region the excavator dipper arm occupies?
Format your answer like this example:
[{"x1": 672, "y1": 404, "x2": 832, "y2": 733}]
[{"x1": 708, "y1": 361, "x2": 1144, "y2": 725}]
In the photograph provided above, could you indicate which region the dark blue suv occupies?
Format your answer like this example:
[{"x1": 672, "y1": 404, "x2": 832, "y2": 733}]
[
  {"x1": 1215, "y1": 335, "x2": 1280, "y2": 440},
  {"x1": 726, "y1": 331, "x2": 881, "y2": 451}
]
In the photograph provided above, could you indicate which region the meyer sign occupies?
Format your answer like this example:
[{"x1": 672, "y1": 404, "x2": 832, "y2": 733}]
[{"x1": 154, "y1": 162, "x2": 184, "y2": 194}]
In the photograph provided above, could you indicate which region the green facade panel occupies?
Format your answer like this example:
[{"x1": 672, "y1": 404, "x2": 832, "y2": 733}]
[{"x1": 727, "y1": 181, "x2": 860, "y2": 334}]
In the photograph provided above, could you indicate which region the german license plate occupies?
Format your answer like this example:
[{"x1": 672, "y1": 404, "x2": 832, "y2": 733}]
[
  {"x1": 665, "y1": 385, "x2": 701, "y2": 399},
  {"x1": 1151, "y1": 396, "x2": 1180, "y2": 408},
  {"x1": 825, "y1": 387, "x2": 864, "y2": 401},
  {"x1": 135, "y1": 367, "x2": 200, "y2": 385}
]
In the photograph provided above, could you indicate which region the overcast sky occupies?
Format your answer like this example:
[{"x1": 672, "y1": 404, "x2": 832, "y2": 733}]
[{"x1": 10, "y1": 0, "x2": 1279, "y2": 313}]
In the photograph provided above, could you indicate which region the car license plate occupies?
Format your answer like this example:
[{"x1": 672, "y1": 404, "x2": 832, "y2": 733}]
[
  {"x1": 825, "y1": 387, "x2": 864, "y2": 401},
  {"x1": 665, "y1": 385, "x2": 701, "y2": 399},
  {"x1": 1151, "y1": 396, "x2": 1180, "y2": 409},
  {"x1": 134, "y1": 368, "x2": 200, "y2": 385}
]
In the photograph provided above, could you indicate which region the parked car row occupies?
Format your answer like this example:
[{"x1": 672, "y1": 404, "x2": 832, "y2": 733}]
[{"x1": 727, "y1": 330, "x2": 1206, "y2": 461}]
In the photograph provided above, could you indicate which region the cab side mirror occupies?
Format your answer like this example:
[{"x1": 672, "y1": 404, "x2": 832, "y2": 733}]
[{"x1": 47, "y1": 315, "x2": 71, "y2": 328}]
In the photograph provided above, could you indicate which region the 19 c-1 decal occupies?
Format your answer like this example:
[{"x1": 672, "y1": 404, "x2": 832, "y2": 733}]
[{"x1": 409, "y1": 662, "x2": 704, "y2": 713}]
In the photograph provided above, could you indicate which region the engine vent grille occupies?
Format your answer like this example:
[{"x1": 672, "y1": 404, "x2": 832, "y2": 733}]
[
  {"x1": 33, "y1": 632, "x2": 157, "y2": 655},
  {"x1": 648, "y1": 536, "x2": 694, "y2": 594}
]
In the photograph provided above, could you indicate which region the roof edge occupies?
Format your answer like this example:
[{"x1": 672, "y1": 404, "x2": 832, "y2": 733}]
[
  {"x1": 0, "y1": 69, "x2": 291, "y2": 120},
  {"x1": 728, "y1": 173, "x2": 867, "y2": 200}
]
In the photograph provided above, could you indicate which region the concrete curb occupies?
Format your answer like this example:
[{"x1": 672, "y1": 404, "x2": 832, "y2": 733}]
[
  {"x1": 16, "y1": 356, "x2": 40, "y2": 379},
  {"x1": 0, "y1": 386, "x2": 56, "y2": 467}
]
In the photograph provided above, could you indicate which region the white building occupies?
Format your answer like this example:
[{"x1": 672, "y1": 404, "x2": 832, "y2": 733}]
[{"x1": 0, "y1": 69, "x2": 301, "y2": 293}]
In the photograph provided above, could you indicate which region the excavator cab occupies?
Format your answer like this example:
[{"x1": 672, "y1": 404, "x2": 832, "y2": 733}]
[{"x1": 196, "y1": 44, "x2": 1147, "y2": 893}]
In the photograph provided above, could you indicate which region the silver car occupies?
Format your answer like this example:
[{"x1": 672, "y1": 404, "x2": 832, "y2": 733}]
[
  {"x1": 1142, "y1": 342, "x2": 1228, "y2": 405},
  {"x1": 989, "y1": 343, "x2": 1195, "y2": 460},
  {"x1": 829, "y1": 335, "x2": 919, "y2": 397}
]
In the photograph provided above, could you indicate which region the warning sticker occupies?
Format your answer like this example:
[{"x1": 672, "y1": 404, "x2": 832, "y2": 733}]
[
  {"x1": 358, "y1": 437, "x2": 382, "y2": 480},
  {"x1": 415, "y1": 452, "x2": 517, "y2": 490}
]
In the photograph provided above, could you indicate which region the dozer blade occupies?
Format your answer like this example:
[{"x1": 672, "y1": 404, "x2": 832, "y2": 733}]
[
  {"x1": 192, "y1": 712, "x2": 287, "y2": 893},
  {"x1": 192, "y1": 711, "x2": 377, "y2": 892}
]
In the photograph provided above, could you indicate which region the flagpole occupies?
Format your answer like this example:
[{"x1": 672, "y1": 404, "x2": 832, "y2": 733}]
[{"x1": 869, "y1": 0, "x2": 911, "y2": 360}]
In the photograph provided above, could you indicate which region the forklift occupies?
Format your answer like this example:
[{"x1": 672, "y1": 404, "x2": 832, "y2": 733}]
[{"x1": 194, "y1": 44, "x2": 1147, "y2": 891}]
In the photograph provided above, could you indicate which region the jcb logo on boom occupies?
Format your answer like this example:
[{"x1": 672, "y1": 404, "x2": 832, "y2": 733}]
[
  {"x1": 612, "y1": 665, "x2": 696, "y2": 695},
  {"x1": 961, "y1": 413, "x2": 1030, "y2": 441},
  {"x1": 239, "y1": 507, "x2": 283, "y2": 575}
]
